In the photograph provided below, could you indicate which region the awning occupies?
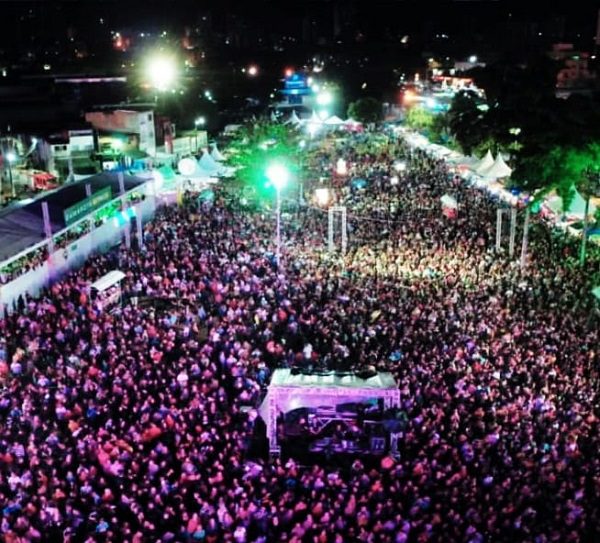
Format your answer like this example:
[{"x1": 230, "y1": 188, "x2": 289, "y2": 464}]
[{"x1": 90, "y1": 270, "x2": 125, "y2": 292}]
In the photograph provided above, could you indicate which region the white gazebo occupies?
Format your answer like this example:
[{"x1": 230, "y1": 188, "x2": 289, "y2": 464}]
[
  {"x1": 285, "y1": 110, "x2": 302, "y2": 125},
  {"x1": 210, "y1": 144, "x2": 225, "y2": 162},
  {"x1": 198, "y1": 150, "x2": 224, "y2": 177},
  {"x1": 475, "y1": 150, "x2": 494, "y2": 175},
  {"x1": 259, "y1": 369, "x2": 400, "y2": 454},
  {"x1": 479, "y1": 154, "x2": 512, "y2": 179},
  {"x1": 324, "y1": 115, "x2": 345, "y2": 126}
]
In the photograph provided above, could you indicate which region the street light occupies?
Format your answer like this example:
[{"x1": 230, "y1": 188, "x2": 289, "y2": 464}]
[
  {"x1": 266, "y1": 163, "x2": 290, "y2": 265},
  {"x1": 6, "y1": 151, "x2": 16, "y2": 198},
  {"x1": 146, "y1": 54, "x2": 177, "y2": 94}
]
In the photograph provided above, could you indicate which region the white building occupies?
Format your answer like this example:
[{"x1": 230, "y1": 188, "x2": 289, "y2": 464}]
[{"x1": 85, "y1": 109, "x2": 157, "y2": 157}]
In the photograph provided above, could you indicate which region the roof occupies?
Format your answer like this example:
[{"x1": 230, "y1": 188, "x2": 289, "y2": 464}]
[
  {"x1": 269, "y1": 369, "x2": 398, "y2": 390},
  {"x1": 0, "y1": 172, "x2": 146, "y2": 262},
  {"x1": 90, "y1": 270, "x2": 125, "y2": 292},
  {"x1": 479, "y1": 154, "x2": 512, "y2": 179}
]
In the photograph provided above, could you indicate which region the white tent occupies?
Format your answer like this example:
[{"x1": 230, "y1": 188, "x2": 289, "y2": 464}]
[
  {"x1": 440, "y1": 194, "x2": 458, "y2": 209},
  {"x1": 479, "y1": 154, "x2": 512, "y2": 179},
  {"x1": 90, "y1": 270, "x2": 125, "y2": 293},
  {"x1": 198, "y1": 150, "x2": 223, "y2": 176},
  {"x1": 324, "y1": 115, "x2": 345, "y2": 126},
  {"x1": 310, "y1": 110, "x2": 322, "y2": 124},
  {"x1": 285, "y1": 110, "x2": 302, "y2": 125},
  {"x1": 475, "y1": 150, "x2": 494, "y2": 175},
  {"x1": 545, "y1": 189, "x2": 597, "y2": 219},
  {"x1": 210, "y1": 144, "x2": 225, "y2": 162},
  {"x1": 344, "y1": 118, "x2": 361, "y2": 126},
  {"x1": 260, "y1": 369, "x2": 400, "y2": 454},
  {"x1": 270, "y1": 110, "x2": 279, "y2": 123}
]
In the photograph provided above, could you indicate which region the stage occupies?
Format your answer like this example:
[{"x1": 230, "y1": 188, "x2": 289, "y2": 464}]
[{"x1": 259, "y1": 369, "x2": 400, "y2": 455}]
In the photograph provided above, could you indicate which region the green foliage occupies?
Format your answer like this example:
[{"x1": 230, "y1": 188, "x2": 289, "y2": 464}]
[
  {"x1": 446, "y1": 90, "x2": 486, "y2": 155},
  {"x1": 347, "y1": 97, "x2": 383, "y2": 123},
  {"x1": 227, "y1": 120, "x2": 302, "y2": 200},
  {"x1": 405, "y1": 106, "x2": 434, "y2": 132},
  {"x1": 513, "y1": 142, "x2": 600, "y2": 213}
]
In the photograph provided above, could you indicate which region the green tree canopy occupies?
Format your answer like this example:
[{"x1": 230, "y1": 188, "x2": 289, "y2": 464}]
[
  {"x1": 405, "y1": 106, "x2": 434, "y2": 132},
  {"x1": 227, "y1": 120, "x2": 302, "y2": 201},
  {"x1": 347, "y1": 97, "x2": 383, "y2": 123},
  {"x1": 513, "y1": 142, "x2": 600, "y2": 210},
  {"x1": 446, "y1": 90, "x2": 486, "y2": 155}
]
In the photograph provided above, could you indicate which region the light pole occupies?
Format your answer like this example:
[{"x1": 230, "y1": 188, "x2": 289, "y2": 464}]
[
  {"x1": 195, "y1": 117, "x2": 205, "y2": 152},
  {"x1": 266, "y1": 164, "x2": 290, "y2": 266},
  {"x1": 6, "y1": 151, "x2": 16, "y2": 198}
]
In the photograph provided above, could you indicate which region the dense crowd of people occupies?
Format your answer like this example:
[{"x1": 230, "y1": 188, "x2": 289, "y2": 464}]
[{"x1": 0, "y1": 129, "x2": 599, "y2": 542}]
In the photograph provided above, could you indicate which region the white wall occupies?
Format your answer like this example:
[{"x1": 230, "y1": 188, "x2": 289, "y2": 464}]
[{"x1": 0, "y1": 195, "x2": 159, "y2": 316}]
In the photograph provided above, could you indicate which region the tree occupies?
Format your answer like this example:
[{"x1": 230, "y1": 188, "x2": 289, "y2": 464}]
[
  {"x1": 347, "y1": 97, "x2": 383, "y2": 123},
  {"x1": 577, "y1": 165, "x2": 600, "y2": 265},
  {"x1": 227, "y1": 119, "x2": 302, "y2": 202},
  {"x1": 512, "y1": 142, "x2": 600, "y2": 266},
  {"x1": 429, "y1": 113, "x2": 454, "y2": 146},
  {"x1": 405, "y1": 106, "x2": 434, "y2": 132},
  {"x1": 446, "y1": 90, "x2": 486, "y2": 155}
]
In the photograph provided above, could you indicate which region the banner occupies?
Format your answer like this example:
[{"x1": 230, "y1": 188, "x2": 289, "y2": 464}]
[{"x1": 63, "y1": 186, "x2": 112, "y2": 225}]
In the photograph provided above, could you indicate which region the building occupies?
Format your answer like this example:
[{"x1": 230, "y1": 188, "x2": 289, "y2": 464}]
[
  {"x1": 549, "y1": 43, "x2": 596, "y2": 98},
  {"x1": 85, "y1": 107, "x2": 157, "y2": 157}
]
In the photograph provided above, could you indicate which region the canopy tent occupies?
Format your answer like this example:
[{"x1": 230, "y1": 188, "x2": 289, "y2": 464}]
[
  {"x1": 479, "y1": 154, "x2": 512, "y2": 179},
  {"x1": 344, "y1": 118, "x2": 361, "y2": 126},
  {"x1": 210, "y1": 144, "x2": 225, "y2": 162},
  {"x1": 90, "y1": 270, "x2": 125, "y2": 293},
  {"x1": 440, "y1": 194, "x2": 458, "y2": 209},
  {"x1": 324, "y1": 115, "x2": 345, "y2": 126},
  {"x1": 198, "y1": 150, "x2": 224, "y2": 177},
  {"x1": 403, "y1": 132, "x2": 429, "y2": 149},
  {"x1": 90, "y1": 270, "x2": 125, "y2": 310},
  {"x1": 427, "y1": 143, "x2": 453, "y2": 158},
  {"x1": 155, "y1": 165, "x2": 177, "y2": 181},
  {"x1": 545, "y1": 189, "x2": 597, "y2": 219},
  {"x1": 309, "y1": 110, "x2": 323, "y2": 124},
  {"x1": 446, "y1": 154, "x2": 479, "y2": 168},
  {"x1": 285, "y1": 110, "x2": 302, "y2": 125},
  {"x1": 260, "y1": 369, "x2": 400, "y2": 454},
  {"x1": 475, "y1": 150, "x2": 495, "y2": 175}
]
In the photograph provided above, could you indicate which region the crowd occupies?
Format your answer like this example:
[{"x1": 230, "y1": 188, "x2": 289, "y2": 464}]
[{"x1": 0, "y1": 130, "x2": 599, "y2": 542}]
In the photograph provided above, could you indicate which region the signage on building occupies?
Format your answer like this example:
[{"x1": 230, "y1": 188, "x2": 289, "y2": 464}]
[{"x1": 63, "y1": 186, "x2": 112, "y2": 225}]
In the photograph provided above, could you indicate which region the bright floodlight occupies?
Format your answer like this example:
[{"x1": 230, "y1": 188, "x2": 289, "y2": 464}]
[
  {"x1": 316, "y1": 90, "x2": 333, "y2": 106},
  {"x1": 147, "y1": 55, "x2": 177, "y2": 91},
  {"x1": 469, "y1": 55, "x2": 478, "y2": 63},
  {"x1": 247, "y1": 65, "x2": 258, "y2": 76},
  {"x1": 6, "y1": 151, "x2": 16, "y2": 163},
  {"x1": 315, "y1": 188, "x2": 330, "y2": 206},
  {"x1": 195, "y1": 116, "x2": 206, "y2": 127},
  {"x1": 266, "y1": 164, "x2": 290, "y2": 191}
]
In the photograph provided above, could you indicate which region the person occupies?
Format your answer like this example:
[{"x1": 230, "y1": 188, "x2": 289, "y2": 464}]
[{"x1": 0, "y1": 129, "x2": 597, "y2": 542}]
